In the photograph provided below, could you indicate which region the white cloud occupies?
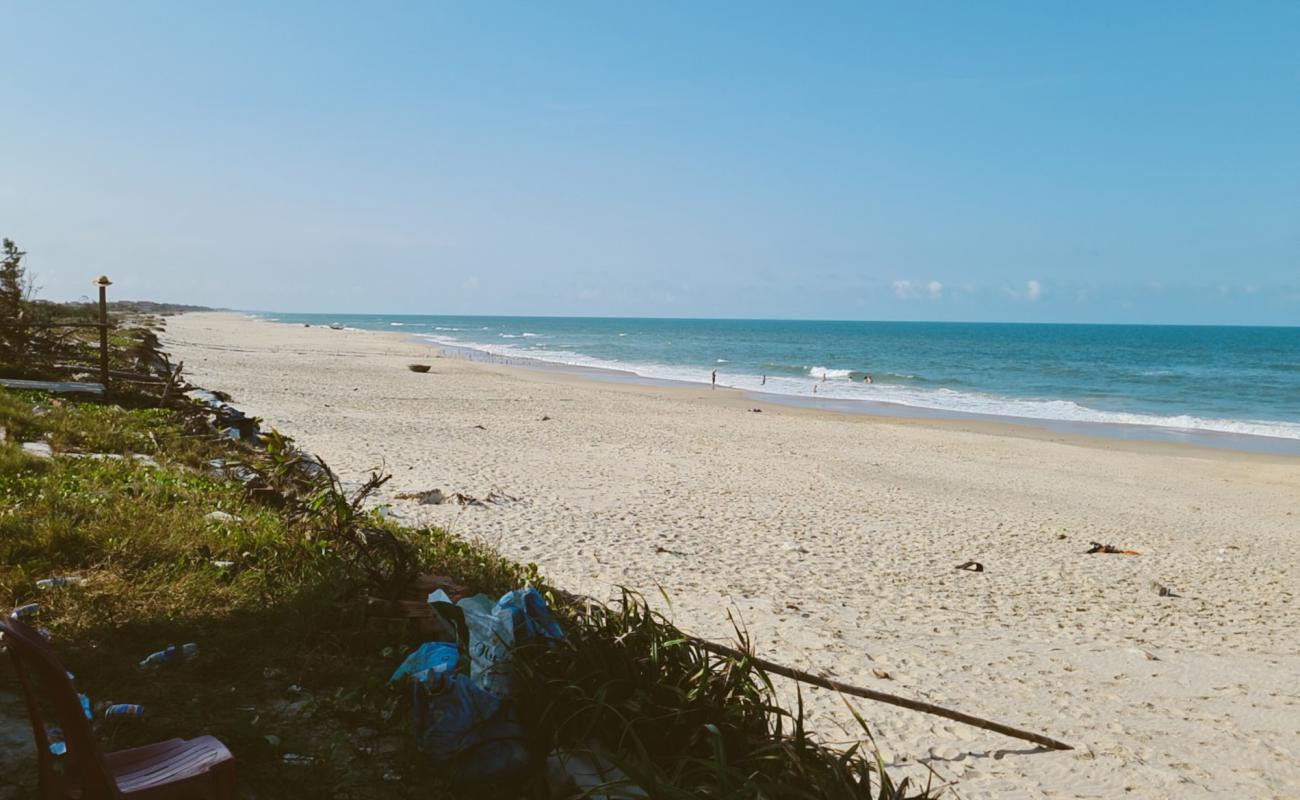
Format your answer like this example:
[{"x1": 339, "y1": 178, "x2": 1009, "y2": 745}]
[
  {"x1": 893, "y1": 279, "x2": 943, "y2": 300},
  {"x1": 1025, "y1": 279, "x2": 1041, "y2": 301}
]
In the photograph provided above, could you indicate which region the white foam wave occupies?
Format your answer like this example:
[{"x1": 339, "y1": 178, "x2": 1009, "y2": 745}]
[
  {"x1": 415, "y1": 335, "x2": 1300, "y2": 442},
  {"x1": 390, "y1": 322, "x2": 405, "y2": 326},
  {"x1": 810, "y1": 366, "x2": 854, "y2": 379},
  {"x1": 521, "y1": 332, "x2": 541, "y2": 338}
]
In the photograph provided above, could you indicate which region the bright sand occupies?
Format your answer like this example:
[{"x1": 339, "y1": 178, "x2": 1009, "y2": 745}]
[{"x1": 165, "y1": 312, "x2": 1300, "y2": 799}]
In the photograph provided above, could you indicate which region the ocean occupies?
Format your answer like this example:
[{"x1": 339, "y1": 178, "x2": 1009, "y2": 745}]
[{"x1": 256, "y1": 313, "x2": 1300, "y2": 450}]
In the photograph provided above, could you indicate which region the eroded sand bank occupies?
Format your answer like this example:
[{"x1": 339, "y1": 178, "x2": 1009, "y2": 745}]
[{"x1": 165, "y1": 312, "x2": 1300, "y2": 799}]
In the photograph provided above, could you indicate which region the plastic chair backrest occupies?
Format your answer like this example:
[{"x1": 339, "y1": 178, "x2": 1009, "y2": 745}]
[{"x1": 0, "y1": 616, "x2": 119, "y2": 799}]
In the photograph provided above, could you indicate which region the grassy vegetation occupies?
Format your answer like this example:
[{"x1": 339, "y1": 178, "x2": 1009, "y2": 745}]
[{"x1": 0, "y1": 311, "x2": 926, "y2": 798}]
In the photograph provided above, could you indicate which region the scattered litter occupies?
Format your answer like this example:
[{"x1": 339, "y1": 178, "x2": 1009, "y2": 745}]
[
  {"x1": 955, "y1": 561, "x2": 985, "y2": 572},
  {"x1": 547, "y1": 746, "x2": 648, "y2": 799},
  {"x1": 282, "y1": 753, "x2": 314, "y2": 766},
  {"x1": 540, "y1": 415, "x2": 552, "y2": 421},
  {"x1": 403, "y1": 489, "x2": 521, "y2": 508},
  {"x1": 471, "y1": 424, "x2": 487, "y2": 430},
  {"x1": 211, "y1": 560, "x2": 235, "y2": 569},
  {"x1": 36, "y1": 576, "x2": 86, "y2": 590},
  {"x1": 103, "y1": 704, "x2": 145, "y2": 719},
  {"x1": 21, "y1": 442, "x2": 53, "y2": 459},
  {"x1": 79, "y1": 693, "x2": 92, "y2": 720},
  {"x1": 407, "y1": 364, "x2": 432, "y2": 373},
  {"x1": 654, "y1": 545, "x2": 687, "y2": 556},
  {"x1": 749, "y1": 407, "x2": 763, "y2": 412},
  {"x1": 388, "y1": 587, "x2": 564, "y2": 782},
  {"x1": 1152, "y1": 581, "x2": 1179, "y2": 598},
  {"x1": 395, "y1": 488, "x2": 446, "y2": 505},
  {"x1": 264, "y1": 734, "x2": 281, "y2": 748},
  {"x1": 10, "y1": 603, "x2": 39, "y2": 619},
  {"x1": 1128, "y1": 648, "x2": 1160, "y2": 662},
  {"x1": 872, "y1": 668, "x2": 893, "y2": 680},
  {"x1": 204, "y1": 510, "x2": 242, "y2": 524},
  {"x1": 1087, "y1": 542, "x2": 1140, "y2": 555},
  {"x1": 139, "y1": 643, "x2": 199, "y2": 669},
  {"x1": 781, "y1": 542, "x2": 808, "y2": 554}
]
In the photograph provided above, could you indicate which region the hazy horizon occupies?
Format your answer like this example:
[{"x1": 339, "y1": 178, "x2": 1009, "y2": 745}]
[{"x1": 3, "y1": 2, "x2": 1298, "y2": 326}]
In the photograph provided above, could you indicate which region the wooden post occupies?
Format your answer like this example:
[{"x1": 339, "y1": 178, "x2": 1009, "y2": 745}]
[{"x1": 94, "y1": 275, "x2": 112, "y2": 388}]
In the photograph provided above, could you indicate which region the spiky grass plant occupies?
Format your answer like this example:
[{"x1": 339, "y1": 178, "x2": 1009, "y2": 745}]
[{"x1": 514, "y1": 589, "x2": 928, "y2": 799}]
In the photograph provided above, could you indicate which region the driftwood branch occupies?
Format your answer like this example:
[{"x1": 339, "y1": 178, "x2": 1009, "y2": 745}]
[{"x1": 692, "y1": 637, "x2": 1073, "y2": 751}]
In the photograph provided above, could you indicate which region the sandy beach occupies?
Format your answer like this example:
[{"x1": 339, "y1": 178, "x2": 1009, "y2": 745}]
[{"x1": 164, "y1": 312, "x2": 1300, "y2": 799}]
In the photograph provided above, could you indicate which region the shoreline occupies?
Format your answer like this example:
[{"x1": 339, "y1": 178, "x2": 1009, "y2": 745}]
[
  {"x1": 164, "y1": 312, "x2": 1300, "y2": 799},
  {"x1": 428, "y1": 330, "x2": 1300, "y2": 463},
  {"x1": 422, "y1": 333, "x2": 1300, "y2": 461}
]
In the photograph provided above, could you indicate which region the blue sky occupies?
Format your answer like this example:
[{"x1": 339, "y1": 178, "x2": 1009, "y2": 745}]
[{"x1": 2, "y1": 2, "x2": 1297, "y2": 324}]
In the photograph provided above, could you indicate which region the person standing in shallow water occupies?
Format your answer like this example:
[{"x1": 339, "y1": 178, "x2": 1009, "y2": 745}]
[{"x1": 711, "y1": 368, "x2": 717, "y2": 389}]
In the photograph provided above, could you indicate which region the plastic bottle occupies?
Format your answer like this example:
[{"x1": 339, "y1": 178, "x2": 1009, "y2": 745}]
[
  {"x1": 104, "y1": 704, "x2": 145, "y2": 719},
  {"x1": 36, "y1": 576, "x2": 85, "y2": 590},
  {"x1": 79, "y1": 693, "x2": 92, "y2": 720},
  {"x1": 9, "y1": 603, "x2": 39, "y2": 619},
  {"x1": 138, "y1": 642, "x2": 199, "y2": 669},
  {"x1": 47, "y1": 728, "x2": 66, "y2": 757}
]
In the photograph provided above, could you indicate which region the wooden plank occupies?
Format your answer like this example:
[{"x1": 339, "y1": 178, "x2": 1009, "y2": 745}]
[{"x1": 0, "y1": 378, "x2": 105, "y2": 395}]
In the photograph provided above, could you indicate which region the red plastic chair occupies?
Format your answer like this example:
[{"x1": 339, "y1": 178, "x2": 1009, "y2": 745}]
[{"x1": 0, "y1": 616, "x2": 236, "y2": 799}]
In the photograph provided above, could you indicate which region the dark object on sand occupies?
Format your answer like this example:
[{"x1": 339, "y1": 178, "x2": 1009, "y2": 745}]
[
  {"x1": 407, "y1": 364, "x2": 431, "y2": 373},
  {"x1": 749, "y1": 408, "x2": 763, "y2": 413},
  {"x1": 540, "y1": 415, "x2": 552, "y2": 421},
  {"x1": 472, "y1": 424, "x2": 487, "y2": 430},
  {"x1": 1087, "y1": 542, "x2": 1140, "y2": 555},
  {"x1": 0, "y1": 616, "x2": 237, "y2": 798},
  {"x1": 955, "y1": 561, "x2": 984, "y2": 572},
  {"x1": 1152, "y1": 581, "x2": 1180, "y2": 597},
  {"x1": 395, "y1": 488, "x2": 446, "y2": 505}
]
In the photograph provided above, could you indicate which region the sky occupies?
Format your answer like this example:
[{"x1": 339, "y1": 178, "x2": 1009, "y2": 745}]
[{"x1": 2, "y1": 2, "x2": 1298, "y2": 325}]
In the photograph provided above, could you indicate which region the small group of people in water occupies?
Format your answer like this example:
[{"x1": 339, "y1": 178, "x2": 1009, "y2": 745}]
[{"x1": 710, "y1": 368, "x2": 872, "y2": 394}]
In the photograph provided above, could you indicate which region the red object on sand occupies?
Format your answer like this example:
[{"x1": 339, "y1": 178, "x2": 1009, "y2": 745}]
[{"x1": 0, "y1": 617, "x2": 236, "y2": 799}]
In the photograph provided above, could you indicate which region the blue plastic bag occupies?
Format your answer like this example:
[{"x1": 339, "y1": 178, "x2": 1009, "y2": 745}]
[
  {"x1": 495, "y1": 588, "x2": 563, "y2": 643},
  {"x1": 389, "y1": 642, "x2": 459, "y2": 683},
  {"x1": 392, "y1": 646, "x2": 528, "y2": 781}
]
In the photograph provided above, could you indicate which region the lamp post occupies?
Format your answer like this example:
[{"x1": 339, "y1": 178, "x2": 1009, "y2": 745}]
[{"x1": 94, "y1": 275, "x2": 112, "y2": 387}]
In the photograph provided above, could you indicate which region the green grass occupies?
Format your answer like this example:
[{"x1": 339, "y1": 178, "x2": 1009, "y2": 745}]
[{"x1": 1, "y1": 384, "x2": 924, "y2": 799}]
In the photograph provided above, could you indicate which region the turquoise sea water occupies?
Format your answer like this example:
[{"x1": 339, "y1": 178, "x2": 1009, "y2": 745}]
[{"x1": 257, "y1": 313, "x2": 1300, "y2": 447}]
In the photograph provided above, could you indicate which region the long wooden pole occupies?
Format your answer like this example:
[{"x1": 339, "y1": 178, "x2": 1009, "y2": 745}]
[
  {"x1": 691, "y1": 637, "x2": 1073, "y2": 751},
  {"x1": 97, "y1": 283, "x2": 109, "y2": 388},
  {"x1": 553, "y1": 588, "x2": 1073, "y2": 752}
]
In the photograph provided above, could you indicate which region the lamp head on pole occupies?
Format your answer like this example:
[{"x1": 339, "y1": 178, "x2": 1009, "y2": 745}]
[{"x1": 94, "y1": 275, "x2": 113, "y2": 287}]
